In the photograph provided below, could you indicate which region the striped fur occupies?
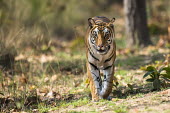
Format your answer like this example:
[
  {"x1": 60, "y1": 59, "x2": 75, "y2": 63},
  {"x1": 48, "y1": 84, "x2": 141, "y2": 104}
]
[{"x1": 85, "y1": 16, "x2": 117, "y2": 101}]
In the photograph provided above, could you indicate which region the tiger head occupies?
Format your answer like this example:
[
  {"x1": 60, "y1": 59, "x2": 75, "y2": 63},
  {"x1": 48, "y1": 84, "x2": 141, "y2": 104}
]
[{"x1": 87, "y1": 16, "x2": 115, "y2": 55}]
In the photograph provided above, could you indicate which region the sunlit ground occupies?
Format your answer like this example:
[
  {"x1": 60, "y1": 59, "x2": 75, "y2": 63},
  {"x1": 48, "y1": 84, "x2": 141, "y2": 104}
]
[{"x1": 0, "y1": 38, "x2": 169, "y2": 112}]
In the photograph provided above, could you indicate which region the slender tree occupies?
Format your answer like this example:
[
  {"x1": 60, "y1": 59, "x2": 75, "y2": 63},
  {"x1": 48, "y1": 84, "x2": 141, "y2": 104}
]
[{"x1": 124, "y1": 0, "x2": 152, "y2": 47}]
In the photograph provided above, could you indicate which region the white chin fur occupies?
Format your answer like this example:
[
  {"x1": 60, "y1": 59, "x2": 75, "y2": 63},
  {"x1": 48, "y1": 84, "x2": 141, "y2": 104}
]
[{"x1": 97, "y1": 51, "x2": 107, "y2": 55}]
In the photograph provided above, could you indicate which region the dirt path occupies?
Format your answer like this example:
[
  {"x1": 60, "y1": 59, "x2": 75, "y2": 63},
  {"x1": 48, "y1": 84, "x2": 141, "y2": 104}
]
[{"x1": 52, "y1": 89, "x2": 170, "y2": 113}]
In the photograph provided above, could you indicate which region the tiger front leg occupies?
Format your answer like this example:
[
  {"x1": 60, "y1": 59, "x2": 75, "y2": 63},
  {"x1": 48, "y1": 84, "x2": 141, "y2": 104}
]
[
  {"x1": 99, "y1": 66, "x2": 114, "y2": 99},
  {"x1": 87, "y1": 63, "x2": 102, "y2": 101}
]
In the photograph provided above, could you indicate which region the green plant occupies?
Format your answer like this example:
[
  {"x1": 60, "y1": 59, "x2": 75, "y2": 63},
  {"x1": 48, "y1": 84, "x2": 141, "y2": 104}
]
[{"x1": 142, "y1": 64, "x2": 170, "y2": 90}]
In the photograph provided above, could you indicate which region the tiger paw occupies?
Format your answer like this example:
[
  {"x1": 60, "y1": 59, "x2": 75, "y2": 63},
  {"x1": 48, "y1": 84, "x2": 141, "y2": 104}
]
[
  {"x1": 92, "y1": 95, "x2": 100, "y2": 102},
  {"x1": 92, "y1": 98, "x2": 99, "y2": 102}
]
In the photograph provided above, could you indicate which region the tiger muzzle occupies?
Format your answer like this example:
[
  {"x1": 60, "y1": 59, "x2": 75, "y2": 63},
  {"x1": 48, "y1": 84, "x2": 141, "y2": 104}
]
[
  {"x1": 97, "y1": 45, "x2": 105, "y2": 50},
  {"x1": 96, "y1": 45, "x2": 107, "y2": 54}
]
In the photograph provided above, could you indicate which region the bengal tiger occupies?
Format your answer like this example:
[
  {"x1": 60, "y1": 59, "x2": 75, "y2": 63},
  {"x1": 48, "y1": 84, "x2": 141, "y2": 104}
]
[{"x1": 85, "y1": 16, "x2": 117, "y2": 101}]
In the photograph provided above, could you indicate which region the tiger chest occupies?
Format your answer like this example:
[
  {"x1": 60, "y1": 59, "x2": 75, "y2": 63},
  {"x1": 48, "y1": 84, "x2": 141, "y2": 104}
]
[{"x1": 88, "y1": 51, "x2": 114, "y2": 70}]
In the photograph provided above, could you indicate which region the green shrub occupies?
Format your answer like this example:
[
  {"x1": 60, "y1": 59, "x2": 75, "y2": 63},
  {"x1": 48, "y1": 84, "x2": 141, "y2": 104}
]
[{"x1": 141, "y1": 62, "x2": 170, "y2": 90}]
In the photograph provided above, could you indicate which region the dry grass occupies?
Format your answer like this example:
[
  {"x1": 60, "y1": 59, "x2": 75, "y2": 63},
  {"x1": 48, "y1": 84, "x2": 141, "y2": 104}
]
[{"x1": 0, "y1": 41, "x2": 170, "y2": 112}]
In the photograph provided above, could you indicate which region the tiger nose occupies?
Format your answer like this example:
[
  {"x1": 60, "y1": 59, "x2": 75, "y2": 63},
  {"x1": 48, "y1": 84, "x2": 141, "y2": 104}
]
[{"x1": 97, "y1": 45, "x2": 104, "y2": 50}]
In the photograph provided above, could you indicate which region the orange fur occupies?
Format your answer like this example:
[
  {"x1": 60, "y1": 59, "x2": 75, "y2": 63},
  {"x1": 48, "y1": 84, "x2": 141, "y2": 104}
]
[{"x1": 85, "y1": 16, "x2": 117, "y2": 101}]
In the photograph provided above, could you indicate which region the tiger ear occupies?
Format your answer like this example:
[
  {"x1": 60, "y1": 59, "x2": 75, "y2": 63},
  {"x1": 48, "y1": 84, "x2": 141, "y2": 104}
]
[
  {"x1": 110, "y1": 17, "x2": 115, "y2": 23},
  {"x1": 109, "y1": 17, "x2": 115, "y2": 28},
  {"x1": 88, "y1": 18, "x2": 96, "y2": 28}
]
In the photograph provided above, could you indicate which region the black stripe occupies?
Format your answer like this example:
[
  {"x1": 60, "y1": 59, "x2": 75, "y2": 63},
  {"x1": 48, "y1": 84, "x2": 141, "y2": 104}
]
[
  {"x1": 104, "y1": 53, "x2": 115, "y2": 63},
  {"x1": 89, "y1": 61, "x2": 98, "y2": 70},
  {"x1": 90, "y1": 69, "x2": 101, "y2": 83},
  {"x1": 91, "y1": 71, "x2": 98, "y2": 77},
  {"x1": 89, "y1": 51, "x2": 99, "y2": 61},
  {"x1": 97, "y1": 77, "x2": 101, "y2": 81},
  {"x1": 87, "y1": 45, "x2": 99, "y2": 61},
  {"x1": 94, "y1": 79, "x2": 99, "y2": 82},
  {"x1": 104, "y1": 63, "x2": 114, "y2": 70},
  {"x1": 91, "y1": 72, "x2": 97, "y2": 78},
  {"x1": 107, "y1": 45, "x2": 110, "y2": 51},
  {"x1": 93, "y1": 76, "x2": 101, "y2": 82},
  {"x1": 103, "y1": 80, "x2": 112, "y2": 84},
  {"x1": 103, "y1": 74, "x2": 112, "y2": 80},
  {"x1": 87, "y1": 44, "x2": 92, "y2": 52}
]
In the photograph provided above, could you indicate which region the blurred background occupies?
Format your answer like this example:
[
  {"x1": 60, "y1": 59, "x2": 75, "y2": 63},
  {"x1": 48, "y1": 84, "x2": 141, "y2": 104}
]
[
  {"x1": 0, "y1": 0, "x2": 169, "y2": 54},
  {"x1": 0, "y1": 0, "x2": 170, "y2": 112}
]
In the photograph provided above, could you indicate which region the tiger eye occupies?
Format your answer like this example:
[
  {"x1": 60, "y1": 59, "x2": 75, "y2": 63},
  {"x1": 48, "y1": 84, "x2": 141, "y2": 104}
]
[
  {"x1": 92, "y1": 31, "x2": 97, "y2": 34},
  {"x1": 107, "y1": 38, "x2": 111, "y2": 43},
  {"x1": 92, "y1": 31, "x2": 97, "y2": 37},
  {"x1": 92, "y1": 37, "x2": 95, "y2": 41},
  {"x1": 105, "y1": 31, "x2": 110, "y2": 35}
]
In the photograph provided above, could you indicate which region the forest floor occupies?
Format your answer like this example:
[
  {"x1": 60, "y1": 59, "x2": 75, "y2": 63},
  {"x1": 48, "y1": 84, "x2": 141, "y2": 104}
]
[{"x1": 0, "y1": 42, "x2": 170, "y2": 113}]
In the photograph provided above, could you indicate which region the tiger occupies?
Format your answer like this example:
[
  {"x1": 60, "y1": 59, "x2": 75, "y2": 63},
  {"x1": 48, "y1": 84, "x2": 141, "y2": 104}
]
[{"x1": 85, "y1": 16, "x2": 117, "y2": 101}]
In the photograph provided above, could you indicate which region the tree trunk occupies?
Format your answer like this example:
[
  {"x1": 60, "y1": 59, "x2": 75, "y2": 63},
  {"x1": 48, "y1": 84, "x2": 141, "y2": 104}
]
[
  {"x1": 124, "y1": 0, "x2": 136, "y2": 46},
  {"x1": 135, "y1": 0, "x2": 152, "y2": 47},
  {"x1": 124, "y1": 0, "x2": 152, "y2": 47}
]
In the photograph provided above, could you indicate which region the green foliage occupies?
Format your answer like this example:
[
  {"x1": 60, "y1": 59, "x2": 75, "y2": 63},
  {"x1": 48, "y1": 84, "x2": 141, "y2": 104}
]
[
  {"x1": 148, "y1": 24, "x2": 167, "y2": 35},
  {"x1": 53, "y1": 97, "x2": 90, "y2": 109},
  {"x1": 0, "y1": 0, "x2": 170, "y2": 112},
  {"x1": 69, "y1": 37, "x2": 85, "y2": 51},
  {"x1": 141, "y1": 62, "x2": 170, "y2": 90},
  {"x1": 114, "y1": 104, "x2": 127, "y2": 113},
  {"x1": 115, "y1": 38, "x2": 127, "y2": 49},
  {"x1": 0, "y1": 0, "x2": 125, "y2": 41}
]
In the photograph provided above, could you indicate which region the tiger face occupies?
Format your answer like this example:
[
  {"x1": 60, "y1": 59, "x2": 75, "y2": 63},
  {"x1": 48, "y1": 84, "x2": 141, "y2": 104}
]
[{"x1": 88, "y1": 17, "x2": 115, "y2": 55}]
